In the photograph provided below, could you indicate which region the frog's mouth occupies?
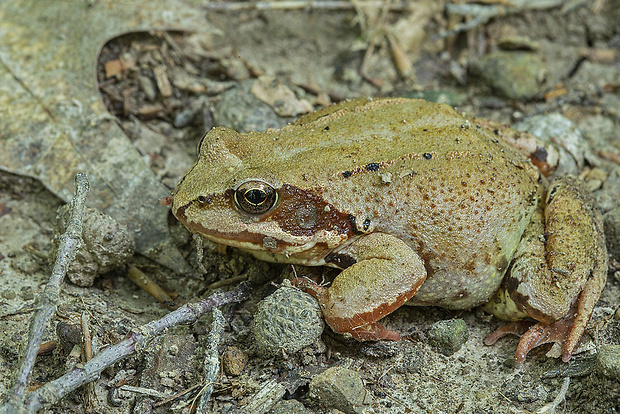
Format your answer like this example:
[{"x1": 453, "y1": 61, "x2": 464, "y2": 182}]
[{"x1": 174, "y1": 203, "x2": 334, "y2": 265}]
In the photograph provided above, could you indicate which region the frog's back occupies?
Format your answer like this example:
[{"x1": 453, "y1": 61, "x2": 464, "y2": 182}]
[{"x1": 228, "y1": 98, "x2": 510, "y2": 184}]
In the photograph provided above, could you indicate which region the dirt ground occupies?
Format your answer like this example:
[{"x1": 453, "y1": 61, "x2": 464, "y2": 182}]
[{"x1": 1, "y1": 1, "x2": 620, "y2": 413}]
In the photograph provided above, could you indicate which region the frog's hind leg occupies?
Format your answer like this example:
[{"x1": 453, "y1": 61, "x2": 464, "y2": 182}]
[
  {"x1": 515, "y1": 272, "x2": 606, "y2": 362},
  {"x1": 293, "y1": 232, "x2": 427, "y2": 341},
  {"x1": 486, "y1": 175, "x2": 607, "y2": 362}
]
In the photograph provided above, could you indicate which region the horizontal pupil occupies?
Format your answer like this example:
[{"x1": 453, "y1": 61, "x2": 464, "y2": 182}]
[{"x1": 245, "y1": 189, "x2": 267, "y2": 205}]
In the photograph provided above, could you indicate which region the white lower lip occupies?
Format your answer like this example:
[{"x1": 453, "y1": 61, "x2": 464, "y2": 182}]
[{"x1": 197, "y1": 233, "x2": 328, "y2": 265}]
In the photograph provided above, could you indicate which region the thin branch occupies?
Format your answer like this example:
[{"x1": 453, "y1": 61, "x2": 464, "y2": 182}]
[
  {"x1": 537, "y1": 377, "x2": 570, "y2": 414},
  {"x1": 23, "y1": 283, "x2": 251, "y2": 414},
  {"x1": 196, "y1": 307, "x2": 224, "y2": 412},
  {"x1": 438, "y1": 0, "x2": 566, "y2": 39},
  {"x1": 81, "y1": 312, "x2": 96, "y2": 413},
  {"x1": 0, "y1": 173, "x2": 89, "y2": 414},
  {"x1": 202, "y1": 0, "x2": 412, "y2": 11}
]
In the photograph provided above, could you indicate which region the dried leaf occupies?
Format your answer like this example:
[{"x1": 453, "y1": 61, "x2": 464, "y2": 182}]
[{"x1": 250, "y1": 75, "x2": 313, "y2": 117}]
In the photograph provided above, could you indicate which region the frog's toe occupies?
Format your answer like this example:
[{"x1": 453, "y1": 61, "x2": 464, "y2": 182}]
[
  {"x1": 515, "y1": 274, "x2": 606, "y2": 363},
  {"x1": 343, "y1": 320, "x2": 401, "y2": 341},
  {"x1": 485, "y1": 318, "x2": 575, "y2": 363},
  {"x1": 484, "y1": 320, "x2": 533, "y2": 346},
  {"x1": 515, "y1": 316, "x2": 576, "y2": 363}
]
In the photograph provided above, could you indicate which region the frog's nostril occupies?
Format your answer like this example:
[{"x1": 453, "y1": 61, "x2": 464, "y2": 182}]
[{"x1": 196, "y1": 195, "x2": 211, "y2": 205}]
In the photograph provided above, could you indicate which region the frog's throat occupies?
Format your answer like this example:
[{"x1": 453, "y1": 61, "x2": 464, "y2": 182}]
[
  {"x1": 178, "y1": 215, "x2": 336, "y2": 265},
  {"x1": 206, "y1": 232, "x2": 336, "y2": 266}
]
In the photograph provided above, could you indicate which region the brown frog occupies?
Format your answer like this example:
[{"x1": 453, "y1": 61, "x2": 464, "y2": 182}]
[{"x1": 170, "y1": 98, "x2": 607, "y2": 362}]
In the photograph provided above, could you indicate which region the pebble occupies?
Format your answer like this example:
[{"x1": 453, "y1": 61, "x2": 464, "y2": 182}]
[
  {"x1": 427, "y1": 319, "x2": 468, "y2": 356},
  {"x1": 252, "y1": 286, "x2": 324, "y2": 357},
  {"x1": 596, "y1": 345, "x2": 620, "y2": 380},
  {"x1": 473, "y1": 51, "x2": 546, "y2": 100},
  {"x1": 308, "y1": 366, "x2": 370, "y2": 414},
  {"x1": 222, "y1": 345, "x2": 247, "y2": 376}
]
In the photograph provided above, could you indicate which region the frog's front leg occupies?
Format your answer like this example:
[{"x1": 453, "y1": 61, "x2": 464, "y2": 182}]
[
  {"x1": 294, "y1": 232, "x2": 427, "y2": 341},
  {"x1": 485, "y1": 176, "x2": 607, "y2": 362}
]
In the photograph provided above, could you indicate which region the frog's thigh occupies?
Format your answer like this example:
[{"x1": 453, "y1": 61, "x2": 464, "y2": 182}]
[
  {"x1": 505, "y1": 176, "x2": 606, "y2": 323},
  {"x1": 322, "y1": 232, "x2": 427, "y2": 340}
]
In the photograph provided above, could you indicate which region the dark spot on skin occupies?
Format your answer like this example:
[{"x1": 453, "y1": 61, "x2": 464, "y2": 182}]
[
  {"x1": 348, "y1": 214, "x2": 363, "y2": 235},
  {"x1": 495, "y1": 255, "x2": 509, "y2": 274},
  {"x1": 547, "y1": 186, "x2": 558, "y2": 203},
  {"x1": 423, "y1": 128, "x2": 428, "y2": 132},
  {"x1": 196, "y1": 195, "x2": 211, "y2": 205},
  {"x1": 503, "y1": 272, "x2": 522, "y2": 305},
  {"x1": 423, "y1": 153, "x2": 432, "y2": 160},
  {"x1": 342, "y1": 171, "x2": 352, "y2": 178},
  {"x1": 366, "y1": 163, "x2": 380, "y2": 172},
  {"x1": 324, "y1": 126, "x2": 330, "y2": 131},
  {"x1": 464, "y1": 260, "x2": 476, "y2": 273},
  {"x1": 493, "y1": 129, "x2": 499, "y2": 135},
  {"x1": 362, "y1": 218, "x2": 371, "y2": 231},
  {"x1": 325, "y1": 252, "x2": 357, "y2": 269}
]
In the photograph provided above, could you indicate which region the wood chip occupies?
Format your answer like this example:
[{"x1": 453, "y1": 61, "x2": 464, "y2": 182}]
[
  {"x1": 154, "y1": 65, "x2": 173, "y2": 98},
  {"x1": 104, "y1": 59, "x2": 128, "y2": 78}
]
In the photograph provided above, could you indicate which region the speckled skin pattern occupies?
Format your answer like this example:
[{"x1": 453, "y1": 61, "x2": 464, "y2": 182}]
[{"x1": 171, "y1": 98, "x2": 607, "y2": 361}]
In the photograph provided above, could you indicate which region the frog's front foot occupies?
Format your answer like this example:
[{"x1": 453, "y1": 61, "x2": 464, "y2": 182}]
[{"x1": 292, "y1": 276, "x2": 403, "y2": 341}]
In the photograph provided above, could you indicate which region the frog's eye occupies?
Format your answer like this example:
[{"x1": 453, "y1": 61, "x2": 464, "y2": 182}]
[{"x1": 234, "y1": 180, "x2": 278, "y2": 215}]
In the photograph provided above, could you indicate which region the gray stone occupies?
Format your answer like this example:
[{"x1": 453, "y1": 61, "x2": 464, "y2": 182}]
[
  {"x1": 596, "y1": 345, "x2": 620, "y2": 379},
  {"x1": 474, "y1": 51, "x2": 546, "y2": 100},
  {"x1": 603, "y1": 207, "x2": 620, "y2": 265},
  {"x1": 267, "y1": 399, "x2": 313, "y2": 414},
  {"x1": 140, "y1": 334, "x2": 198, "y2": 392},
  {"x1": 308, "y1": 366, "x2": 369, "y2": 414},
  {"x1": 427, "y1": 319, "x2": 468, "y2": 356},
  {"x1": 212, "y1": 81, "x2": 288, "y2": 133},
  {"x1": 515, "y1": 113, "x2": 585, "y2": 175}
]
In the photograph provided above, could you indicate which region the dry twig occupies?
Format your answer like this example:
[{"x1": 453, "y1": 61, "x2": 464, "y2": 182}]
[
  {"x1": 440, "y1": 0, "x2": 566, "y2": 39},
  {"x1": 203, "y1": 0, "x2": 412, "y2": 11},
  {"x1": 196, "y1": 307, "x2": 225, "y2": 412},
  {"x1": 537, "y1": 377, "x2": 570, "y2": 413},
  {"x1": 81, "y1": 312, "x2": 97, "y2": 413},
  {"x1": 0, "y1": 173, "x2": 89, "y2": 414},
  {"x1": 127, "y1": 265, "x2": 176, "y2": 307},
  {"x1": 22, "y1": 283, "x2": 250, "y2": 413}
]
